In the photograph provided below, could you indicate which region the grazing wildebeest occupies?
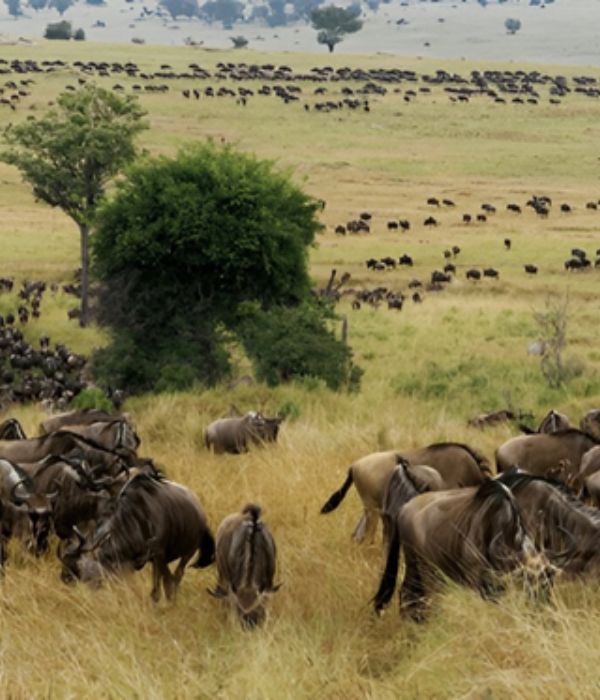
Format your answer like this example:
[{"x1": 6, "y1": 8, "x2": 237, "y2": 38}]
[
  {"x1": 399, "y1": 254, "x2": 413, "y2": 266},
  {"x1": 483, "y1": 268, "x2": 499, "y2": 279},
  {"x1": 209, "y1": 504, "x2": 279, "y2": 627},
  {"x1": 498, "y1": 469, "x2": 600, "y2": 575},
  {"x1": 373, "y1": 478, "x2": 552, "y2": 620},
  {"x1": 504, "y1": 238, "x2": 512, "y2": 250},
  {"x1": 0, "y1": 418, "x2": 27, "y2": 440},
  {"x1": 468, "y1": 409, "x2": 515, "y2": 428},
  {"x1": 466, "y1": 269, "x2": 481, "y2": 281},
  {"x1": 424, "y1": 216, "x2": 438, "y2": 226},
  {"x1": 204, "y1": 412, "x2": 281, "y2": 454},
  {"x1": 462, "y1": 213, "x2": 472, "y2": 224},
  {"x1": 524, "y1": 264, "x2": 538, "y2": 274},
  {"x1": 519, "y1": 409, "x2": 570, "y2": 435},
  {"x1": 496, "y1": 429, "x2": 598, "y2": 484},
  {"x1": 58, "y1": 474, "x2": 215, "y2": 601},
  {"x1": 320, "y1": 444, "x2": 489, "y2": 543},
  {"x1": 0, "y1": 458, "x2": 55, "y2": 557}
]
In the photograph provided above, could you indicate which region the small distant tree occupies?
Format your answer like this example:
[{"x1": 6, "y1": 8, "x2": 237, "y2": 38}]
[
  {"x1": 0, "y1": 85, "x2": 148, "y2": 327},
  {"x1": 159, "y1": 0, "x2": 199, "y2": 18},
  {"x1": 50, "y1": 0, "x2": 73, "y2": 14},
  {"x1": 73, "y1": 27, "x2": 86, "y2": 40},
  {"x1": 85, "y1": 0, "x2": 105, "y2": 5},
  {"x1": 311, "y1": 6, "x2": 362, "y2": 53},
  {"x1": 230, "y1": 35, "x2": 248, "y2": 48},
  {"x1": 201, "y1": 0, "x2": 244, "y2": 28},
  {"x1": 29, "y1": 0, "x2": 48, "y2": 8},
  {"x1": 4, "y1": 0, "x2": 22, "y2": 16},
  {"x1": 44, "y1": 20, "x2": 72, "y2": 38},
  {"x1": 505, "y1": 17, "x2": 521, "y2": 34}
]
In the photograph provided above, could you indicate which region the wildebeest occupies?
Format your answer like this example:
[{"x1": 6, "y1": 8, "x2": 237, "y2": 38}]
[
  {"x1": 483, "y1": 268, "x2": 499, "y2": 279},
  {"x1": 496, "y1": 429, "x2": 598, "y2": 484},
  {"x1": 39, "y1": 408, "x2": 115, "y2": 435},
  {"x1": 58, "y1": 474, "x2": 215, "y2": 601},
  {"x1": 504, "y1": 238, "x2": 512, "y2": 250},
  {"x1": 57, "y1": 419, "x2": 140, "y2": 455},
  {"x1": 580, "y1": 408, "x2": 600, "y2": 441},
  {"x1": 468, "y1": 409, "x2": 515, "y2": 429},
  {"x1": 373, "y1": 478, "x2": 552, "y2": 619},
  {"x1": 524, "y1": 264, "x2": 538, "y2": 274},
  {"x1": 0, "y1": 418, "x2": 27, "y2": 440},
  {"x1": 320, "y1": 444, "x2": 489, "y2": 542},
  {"x1": 466, "y1": 269, "x2": 481, "y2": 281},
  {"x1": 209, "y1": 504, "x2": 279, "y2": 627},
  {"x1": 499, "y1": 469, "x2": 600, "y2": 575},
  {"x1": 204, "y1": 412, "x2": 282, "y2": 454},
  {"x1": 519, "y1": 409, "x2": 570, "y2": 435}
]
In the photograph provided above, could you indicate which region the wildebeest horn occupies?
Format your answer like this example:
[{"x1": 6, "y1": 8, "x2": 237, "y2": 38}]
[
  {"x1": 72, "y1": 525, "x2": 86, "y2": 548},
  {"x1": 10, "y1": 480, "x2": 29, "y2": 505}
]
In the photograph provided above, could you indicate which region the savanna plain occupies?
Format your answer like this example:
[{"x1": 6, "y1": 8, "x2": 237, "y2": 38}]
[{"x1": 1, "y1": 41, "x2": 600, "y2": 699}]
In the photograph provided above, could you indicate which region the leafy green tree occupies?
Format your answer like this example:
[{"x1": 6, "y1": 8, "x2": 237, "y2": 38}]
[
  {"x1": 159, "y1": 0, "x2": 199, "y2": 18},
  {"x1": 201, "y1": 0, "x2": 244, "y2": 28},
  {"x1": 505, "y1": 17, "x2": 521, "y2": 34},
  {"x1": 73, "y1": 27, "x2": 85, "y2": 40},
  {"x1": 91, "y1": 142, "x2": 351, "y2": 394},
  {"x1": 230, "y1": 35, "x2": 248, "y2": 48},
  {"x1": 29, "y1": 0, "x2": 48, "y2": 9},
  {"x1": 0, "y1": 85, "x2": 147, "y2": 326},
  {"x1": 311, "y1": 5, "x2": 362, "y2": 53},
  {"x1": 50, "y1": 0, "x2": 73, "y2": 14},
  {"x1": 44, "y1": 20, "x2": 72, "y2": 38},
  {"x1": 4, "y1": 0, "x2": 22, "y2": 16}
]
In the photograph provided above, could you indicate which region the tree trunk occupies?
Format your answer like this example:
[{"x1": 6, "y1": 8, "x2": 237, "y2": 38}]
[
  {"x1": 327, "y1": 43, "x2": 335, "y2": 53},
  {"x1": 79, "y1": 223, "x2": 90, "y2": 328}
]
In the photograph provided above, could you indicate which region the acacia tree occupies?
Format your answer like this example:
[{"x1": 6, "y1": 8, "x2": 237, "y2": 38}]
[
  {"x1": 92, "y1": 142, "x2": 359, "y2": 393},
  {"x1": 1, "y1": 85, "x2": 147, "y2": 326},
  {"x1": 4, "y1": 0, "x2": 22, "y2": 16},
  {"x1": 311, "y1": 5, "x2": 362, "y2": 53},
  {"x1": 50, "y1": 0, "x2": 73, "y2": 14},
  {"x1": 159, "y1": 0, "x2": 199, "y2": 18}
]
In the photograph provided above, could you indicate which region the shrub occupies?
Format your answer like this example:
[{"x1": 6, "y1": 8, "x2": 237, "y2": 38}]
[
  {"x1": 73, "y1": 28, "x2": 86, "y2": 40},
  {"x1": 505, "y1": 17, "x2": 521, "y2": 33},
  {"x1": 71, "y1": 387, "x2": 113, "y2": 412},
  {"x1": 44, "y1": 20, "x2": 72, "y2": 39}
]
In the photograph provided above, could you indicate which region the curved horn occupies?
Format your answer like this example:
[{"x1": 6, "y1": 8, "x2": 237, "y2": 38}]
[
  {"x1": 72, "y1": 525, "x2": 86, "y2": 549},
  {"x1": 10, "y1": 479, "x2": 29, "y2": 505}
]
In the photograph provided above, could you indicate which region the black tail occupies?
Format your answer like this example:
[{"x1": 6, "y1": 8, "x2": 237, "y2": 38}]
[
  {"x1": 320, "y1": 470, "x2": 353, "y2": 514},
  {"x1": 193, "y1": 526, "x2": 215, "y2": 568},
  {"x1": 518, "y1": 424, "x2": 536, "y2": 435},
  {"x1": 243, "y1": 503, "x2": 262, "y2": 522},
  {"x1": 373, "y1": 522, "x2": 401, "y2": 613}
]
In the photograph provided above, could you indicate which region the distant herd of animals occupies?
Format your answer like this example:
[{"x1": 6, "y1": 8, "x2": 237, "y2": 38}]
[
  {"x1": 316, "y1": 193, "x2": 600, "y2": 310},
  {"x1": 2, "y1": 405, "x2": 600, "y2": 627},
  {"x1": 2, "y1": 57, "x2": 600, "y2": 113}
]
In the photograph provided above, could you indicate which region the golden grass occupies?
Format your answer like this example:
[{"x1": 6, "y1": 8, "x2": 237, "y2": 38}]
[{"x1": 0, "y1": 41, "x2": 599, "y2": 697}]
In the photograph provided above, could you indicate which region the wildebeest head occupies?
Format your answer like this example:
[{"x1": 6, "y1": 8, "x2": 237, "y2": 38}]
[{"x1": 581, "y1": 409, "x2": 600, "y2": 442}]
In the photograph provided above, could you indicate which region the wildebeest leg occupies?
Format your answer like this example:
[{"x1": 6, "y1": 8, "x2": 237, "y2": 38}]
[
  {"x1": 352, "y1": 512, "x2": 367, "y2": 541},
  {"x1": 161, "y1": 561, "x2": 179, "y2": 601},
  {"x1": 151, "y1": 559, "x2": 163, "y2": 602},
  {"x1": 168, "y1": 554, "x2": 192, "y2": 599},
  {"x1": 400, "y1": 549, "x2": 427, "y2": 622}
]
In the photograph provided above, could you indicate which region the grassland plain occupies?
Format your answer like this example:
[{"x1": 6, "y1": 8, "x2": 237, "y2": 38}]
[{"x1": 0, "y1": 42, "x2": 600, "y2": 698}]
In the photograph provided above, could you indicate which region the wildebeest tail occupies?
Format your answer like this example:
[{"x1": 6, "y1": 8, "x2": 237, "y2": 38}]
[
  {"x1": 320, "y1": 469, "x2": 353, "y2": 514},
  {"x1": 193, "y1": 526, "x2": 216, "y2": 568},
  {"x1": 518, "y1": 424, "x2": 536, "y2": 435},
  {"x1": 373, "y1": 522, "x2": 401, "y2": 613},
  {"x1": 243, "y1": 503, "x2": 262, "y2": 522}
]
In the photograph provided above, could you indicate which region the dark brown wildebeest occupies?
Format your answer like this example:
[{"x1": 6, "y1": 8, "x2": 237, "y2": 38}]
[
  {"x1": 496, "y1": 429, "x2": 598, "y2": 484},
  {"x1": 580, "y1": 408, "x2": 600, "y2": 441},
  {"x1": 468, "y1": 409, "x2": 515, "y2": 429},
  {"x1": 57, "y1": 419, "x2": 140, "y2": 455},
  {"x1": 524, "y1": 264, "x2": 538, "y2": 274},
  {"x1": 58, "y1": 474, "x2": 215, "y2": 601},
  {"x1": 504, "y1": 238, "x2": 512, "y2": 250},
  {"x1": 209, "y1": 504, "x2": 279, "y2": 627},
  {"x1": 373, "y1": 479, "x2": 553, "y2": 620},
  {"x1": 466, "y1": 269, "x2": 481, "y2": 281},
  {"x1": 0, "y1": 418, "x2": 27, "y2": 440},
  {"x1": 320, "y1": 444, "x2": 489, "y2": 543},
  {"x1": 498, "y1": 469, "x2": 599, "y2": 575},
  {"x1": 39, "y1": 408, "x2": 116, "y2": 435},
  {"x1": 204, "y1": 412, "x2": 282, "y2": 454},
  {"x1": 0, "y1": 458, "x2": 55, "y2": 558},
  {"x1": 576, "y1": 446, "x2": 600, "y2": 504}
]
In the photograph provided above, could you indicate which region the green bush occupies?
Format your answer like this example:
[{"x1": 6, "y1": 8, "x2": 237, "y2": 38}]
[
  {"x1": 92, "y1": 142, "x2": 333, "y2": 394},
  {"x1": 71, "y1": 387, "x2": 113, "y2": 412},
  {"x1": 73, "y1": 28, "x2": 86, "y2": 40},
  {"x1": 44, "y1": 20, "x2": 72, "y2": 39},
  {"x1": 237, "y1": 302, "x2": 359, "y2": 391}
]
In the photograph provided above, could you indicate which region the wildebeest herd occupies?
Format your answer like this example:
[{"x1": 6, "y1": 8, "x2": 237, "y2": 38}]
[{"x1": 2, "y1": 404, "x2": 600, "y2": 628}]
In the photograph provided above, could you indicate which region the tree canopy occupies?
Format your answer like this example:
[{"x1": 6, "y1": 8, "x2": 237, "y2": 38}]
[
  {"x1": 311, "y1": 5, "x2": 362, "y2": 52},
  {"x1": 159, "y1": 0, "x2": 199, "y2": 18},
  {"x1": 0, "y1": 85, "x2": 147, "y2": 325},
  {"x1": 92, "y1": 142, "x2": 359, "y2": 393}
]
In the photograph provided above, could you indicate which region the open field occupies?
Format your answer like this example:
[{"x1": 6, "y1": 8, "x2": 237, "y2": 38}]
[{"x1": 1, "y1": 42, "x2": 600, "y2": 697}]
